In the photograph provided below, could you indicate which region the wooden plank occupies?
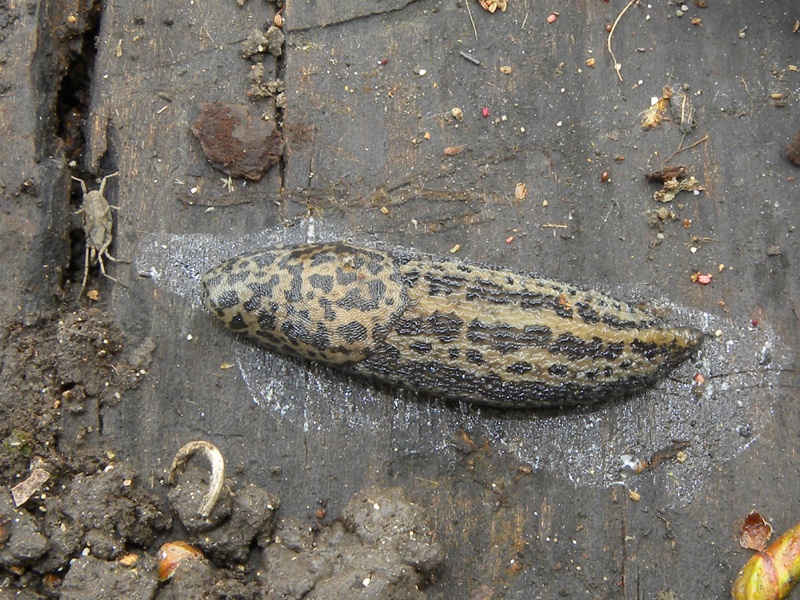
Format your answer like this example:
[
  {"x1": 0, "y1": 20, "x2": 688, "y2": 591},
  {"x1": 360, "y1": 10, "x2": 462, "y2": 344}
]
[{"x1": 1, "y1": 0, "x2": 798, "y2": 596}]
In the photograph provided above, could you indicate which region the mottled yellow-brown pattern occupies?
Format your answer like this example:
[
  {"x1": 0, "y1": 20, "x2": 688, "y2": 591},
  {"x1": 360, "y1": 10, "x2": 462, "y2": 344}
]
[{"x1": 202, "y1": 242, "x2": 702, "y2": 408}]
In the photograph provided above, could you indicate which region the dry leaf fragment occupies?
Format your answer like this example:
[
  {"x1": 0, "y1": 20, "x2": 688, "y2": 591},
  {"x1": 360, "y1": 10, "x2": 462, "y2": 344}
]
[
  {"x1": 444, "y1": 145, "x2": 466, "y2": 156},
  {"x1": 11, "y1": 468, "x2": 51, "y2": 507},
  {"x1": 514, "y1": 182, "x2": 528, "y2": 200},
  {"x1": 740, "y1": 512, "x2": 774, "y2": 552},
  {"x1": 499, "y1": 65, "x2": 513, "y2": 74},
  {"x1": 654, "y1": 175, "x2": 704, "y2": 203},
  {"x1": 640, "y1": 87, "x2": 673, "y2": 129}
]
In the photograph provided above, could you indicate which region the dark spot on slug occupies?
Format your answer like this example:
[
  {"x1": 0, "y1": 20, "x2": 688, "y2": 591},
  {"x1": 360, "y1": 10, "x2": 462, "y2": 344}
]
[
  {"x1": 228, "y1": 313, "x2": 248, "y2": 331},
  {"x1": 215, "y1": 289, "x2": 240, "y2": 310},
  {"x1": 225, "y1": 271, "x2": 250, "y2": 286},
  {"x1": 309, "y1": 273, "x2": 334, "y2": 293},
  {"x1": 257, "y1": 311, "x2": 276, "y2": 330},
  {"x1": 337, "y1": 321, "x2": 369, "y2": 343},
  {"x1": 335, "y1": 267, "x2": 357, "y2": 286},
  {"x1": 410, "y1": 341, "x2": 433, "y2": 354},
  {"x1": 318, "y1": 298, "x2": 338, "y2": 321},
  {"x1": 630, "y1": 338, "x2": 660, "y2": 359},
  {"x1": 465, "y1": 350, "x2": 484, "y2": 365},
  {"x1": 507, "y1": 361, "x2": 532, "y2": 375},
  {"x1": 548, "y1": 334, "x2": 605, "y2": 361}
]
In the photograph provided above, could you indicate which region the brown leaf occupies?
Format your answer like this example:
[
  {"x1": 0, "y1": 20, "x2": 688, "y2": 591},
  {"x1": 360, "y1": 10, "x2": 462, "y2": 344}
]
[
  {"x1": 514, "y1": 182, "x2": 528, "y2": 200},
  {"x1": 740, "y1": 512, "x2": 773, "y2": 551}
]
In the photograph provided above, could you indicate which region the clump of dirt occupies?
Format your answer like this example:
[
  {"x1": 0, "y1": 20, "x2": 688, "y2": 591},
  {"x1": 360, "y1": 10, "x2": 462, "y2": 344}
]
[
  {"x1": 259, "y1": 485, "x2": 444, "y2": 599},
  {"x1": 0, "y1": 308, "x2": 153, "y2": 481},
  {"x1": 0, "y1": 307, "x2": 159, "y2": 595},
  {"x1": 168, "y1": 458, "x2": 280, "y2": 564},
  {"x1": 0, "y1": 309, "x2": 444, "y2": 598}
]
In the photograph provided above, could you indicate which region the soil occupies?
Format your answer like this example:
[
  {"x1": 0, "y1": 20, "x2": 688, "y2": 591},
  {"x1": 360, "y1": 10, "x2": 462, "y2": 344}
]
[{"x1": 0, "y1": 308, "x2": 443, "y2": 597}]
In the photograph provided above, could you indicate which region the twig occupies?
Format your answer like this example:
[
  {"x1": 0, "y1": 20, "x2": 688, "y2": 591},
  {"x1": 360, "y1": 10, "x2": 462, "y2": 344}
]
[
  {"x1": 665, "y1": 133, "x2": 709, "y2": 163},
  {"x1": 740, "y1": 76, "x2": 754, "y2": 116},
  {"x1": 459, "y1": 50, "x2": 481, "y2": 65},
  {"x1": 607, "y1": 0, "x2": 638, "y2": 82},
  {"x1": 465, "y1": 0, "x2": 478, "y2": 41}
]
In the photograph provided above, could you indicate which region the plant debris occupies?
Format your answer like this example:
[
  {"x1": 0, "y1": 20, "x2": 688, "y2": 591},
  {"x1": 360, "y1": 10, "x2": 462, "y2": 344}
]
[
  {"x1": 645, "y1": 440, "x2": 691, "y2": 472},
  {"x1": 641, "y1": 86, "x2": 673, "y2": 129},
  {"x1": 739, "y1": 512, "x2": 774, "y2": 552},
  {"x1": 647, "y1": 166, "x2": 705, "y2": 203},
  {"x1": 477, "y1": 0, "x2": 507, "y2": 13},
  {"x1": 670, "y1": 87, "x2": 696, "y2": 134},
  {"x1": 607, "y1": 0, "x2": 638, "y2": 81},
  {"x1": 733, "y1": 521, "x2": 800, "y2": 600},
  {"x1": 654, "y1": 176, "x2": 704, "y2": 202},
  {"x1": 645, "y1": 165, "x2": 688, "y2": 183},
  {"x1": 11, "y1": 468, "x2": 50, "y2": 507}
]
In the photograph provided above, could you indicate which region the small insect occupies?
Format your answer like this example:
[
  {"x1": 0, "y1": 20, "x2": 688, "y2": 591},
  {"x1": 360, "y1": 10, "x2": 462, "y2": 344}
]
[
  {"x1": 202, "y1": 242, "x2": 703, "y2": 409},
  {"x1": 72, "y1": 172, "x2": 124, "y2": 296}
]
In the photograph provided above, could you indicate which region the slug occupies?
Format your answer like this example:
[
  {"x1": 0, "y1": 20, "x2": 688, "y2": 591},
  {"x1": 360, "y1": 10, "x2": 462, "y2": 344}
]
[{"x1": 201, "y1": 242, "x2": 702, "y2": 408}]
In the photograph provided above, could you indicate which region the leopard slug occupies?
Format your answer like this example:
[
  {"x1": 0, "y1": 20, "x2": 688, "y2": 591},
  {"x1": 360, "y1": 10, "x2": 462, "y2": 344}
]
[{"x1": 201, "y1": 242, "x2": 703, "y2": 408}]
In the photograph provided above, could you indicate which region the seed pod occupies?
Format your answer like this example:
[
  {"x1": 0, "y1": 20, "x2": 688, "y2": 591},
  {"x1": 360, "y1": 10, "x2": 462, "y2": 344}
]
[{"x1": 158, "y1": 541, "x2": 205, "y2": 582}]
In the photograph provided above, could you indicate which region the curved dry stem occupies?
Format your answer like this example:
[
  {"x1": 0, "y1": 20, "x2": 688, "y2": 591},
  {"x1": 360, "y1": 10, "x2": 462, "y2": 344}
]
[
  {"x1": 607, "y1": 0, "x2": 638, "y2": 82},
  {"x1": 168, "y1": 440, "x2": 225, "y2": 518}
]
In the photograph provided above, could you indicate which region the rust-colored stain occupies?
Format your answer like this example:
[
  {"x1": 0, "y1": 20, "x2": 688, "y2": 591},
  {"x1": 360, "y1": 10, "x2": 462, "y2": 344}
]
[{"x1": 192, "y1": 102, "x2": 284, "y2": 180}]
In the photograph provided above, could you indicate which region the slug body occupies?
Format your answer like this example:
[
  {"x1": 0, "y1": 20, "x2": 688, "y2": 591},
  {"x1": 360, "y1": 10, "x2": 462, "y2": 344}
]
[{"x1": 202, "y1": 242, "x2": 702, "y2": 408}]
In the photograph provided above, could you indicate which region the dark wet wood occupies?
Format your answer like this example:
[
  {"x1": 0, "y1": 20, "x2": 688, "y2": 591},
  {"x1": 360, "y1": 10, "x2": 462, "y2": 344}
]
[{"x1": 3, "y1": 0, "x2": 800, "y2": 597}]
